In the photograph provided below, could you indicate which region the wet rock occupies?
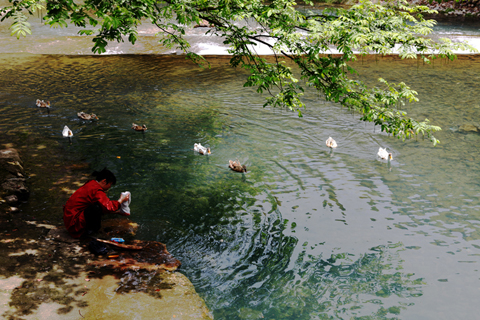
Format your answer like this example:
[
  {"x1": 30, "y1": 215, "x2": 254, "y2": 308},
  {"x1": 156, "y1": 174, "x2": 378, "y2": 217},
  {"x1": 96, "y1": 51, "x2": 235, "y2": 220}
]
[
  {"x1": 1, "y1": 178, "x2": 29, "y2": 201},
  {"x1": 4, "y1": 194, "x2": 18, "y2": 205},
  {"x1": 0, "y1": 149, "x2": 26, "y2": 182},
  {"x1": 0, "y1": 148, "x2": 29, "y2": 202},
  {"x1": 459, "y1": 124, "x2": 479, "y2": 133},
  {"x1": 88, "y1": 240, "x2": 181, "y2": 272}
]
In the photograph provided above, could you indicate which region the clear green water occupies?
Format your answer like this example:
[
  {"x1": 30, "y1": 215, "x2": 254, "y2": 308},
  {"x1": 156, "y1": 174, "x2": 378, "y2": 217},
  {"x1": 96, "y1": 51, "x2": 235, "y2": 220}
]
[{"x1": 2, "y1": 53, "x2": 480, "y2": 319}]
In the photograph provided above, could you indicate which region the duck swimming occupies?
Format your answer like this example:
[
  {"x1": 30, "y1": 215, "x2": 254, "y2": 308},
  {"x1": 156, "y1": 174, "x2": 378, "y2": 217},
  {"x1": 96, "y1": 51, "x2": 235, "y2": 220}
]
[
  {"x1": 377, "y1": 147, "x2": 393, "y2": 160},
  {"x1": 326, "y1": 137, "x2": 337, "y2": 148},
  {"x1": 36, "y1": 99, "x2": 51, "y2": 108},
  {"x1": 62, "y1": 125, "x2": 73, "y2": 137},
  {"x1": 194, "y1": 143, "x2": 211, "y2": 155},
  {"x1": 132, "y1": 123, "x2": 147, "y2": 131},
  {"x1": 229, "y1": 159, "x2": 247, "y2": 173},
  {"x1": 78, "y1": 112, "x2": 99, "y2": 120}
]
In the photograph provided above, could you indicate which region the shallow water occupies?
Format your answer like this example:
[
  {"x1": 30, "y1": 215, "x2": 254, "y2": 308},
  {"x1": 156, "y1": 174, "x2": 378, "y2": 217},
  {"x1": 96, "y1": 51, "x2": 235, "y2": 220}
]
[{"x1": 1, "y1": 53, "x2": 480, "y2": 319}]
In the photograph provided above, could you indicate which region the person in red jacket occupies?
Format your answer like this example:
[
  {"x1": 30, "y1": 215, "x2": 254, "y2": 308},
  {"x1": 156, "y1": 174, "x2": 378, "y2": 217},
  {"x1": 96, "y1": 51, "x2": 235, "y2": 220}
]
[{"x1": 63, "y1": 168, "x2": 130, "y2": 238}]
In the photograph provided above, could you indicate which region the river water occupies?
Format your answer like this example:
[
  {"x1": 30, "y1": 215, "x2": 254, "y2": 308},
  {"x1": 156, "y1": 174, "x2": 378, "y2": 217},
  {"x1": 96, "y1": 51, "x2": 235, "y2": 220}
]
[
  {"x1": 2, "y1": 8, "x2": 480, "y2": 320},
  {"x1": 2, "y1": 52, "x2": 480, "y2": 319}
]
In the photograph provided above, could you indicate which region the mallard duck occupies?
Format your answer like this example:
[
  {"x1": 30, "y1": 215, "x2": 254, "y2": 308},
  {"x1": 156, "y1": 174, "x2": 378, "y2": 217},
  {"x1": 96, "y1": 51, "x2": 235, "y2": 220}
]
[
  {"x1": 326, "y1": 137, "x2": 337, "y2": 148},
  {"x1": 194, "y1": 143, "x2": 211, "y2": 155},
  {"x1": 62, "y1": 125, "x2": 73, "y2": 137},
  {"x1": 36, "y1": 99, "x2": 51, "y2": 108},
  {"x1": 377, "y1": 147, "x2": 393, "y2": 160},
  {"x1": 132, "y1": 123, "x2": 147, "y2": 131},
  {"x1": 78, "y1": 112, "x2": 99, "y2": 120},
  {"x1": 229, "y1": 159, "x2": 247, "y2": 173}
]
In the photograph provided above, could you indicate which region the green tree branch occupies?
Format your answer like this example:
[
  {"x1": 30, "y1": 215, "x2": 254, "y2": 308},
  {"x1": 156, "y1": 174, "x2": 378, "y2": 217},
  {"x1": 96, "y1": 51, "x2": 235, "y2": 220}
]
[{"x1": 1, "y1": 0, "x2": 477, "y2": 144}]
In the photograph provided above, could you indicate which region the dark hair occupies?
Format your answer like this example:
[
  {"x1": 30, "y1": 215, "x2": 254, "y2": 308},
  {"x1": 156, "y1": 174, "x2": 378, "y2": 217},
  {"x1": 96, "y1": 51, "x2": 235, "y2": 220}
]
[{"x1": 92, "y1": 167, "x2": 116, "y2": 185}]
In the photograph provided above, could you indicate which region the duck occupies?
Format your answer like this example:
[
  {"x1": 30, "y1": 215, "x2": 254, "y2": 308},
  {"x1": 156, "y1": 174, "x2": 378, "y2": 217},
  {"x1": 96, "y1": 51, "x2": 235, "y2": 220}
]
[
  {"x1": 194, "y1": 143, "x2": 211, "y2": 155},
  {"x1": 326, "y1": 137, "x2": 337, "y2": 148},
  {"x1": 77, "y1": 112, "x2": 99, "y2": 120},
  {"x1": 132, "y1": 123, "x2": 147, "y2": 131},
  {"x1": 62, "y1": 125, "x2": 73, "y2": 137},
  {"x1": 36, "y1": 99, "x2": 51, "y2": 108},
  {"x1": 229, "y1": 159, "x2": 247, "y2": 173},
  {"x1": 377, "y1": 147, "x2": 393, "y2": 160}
]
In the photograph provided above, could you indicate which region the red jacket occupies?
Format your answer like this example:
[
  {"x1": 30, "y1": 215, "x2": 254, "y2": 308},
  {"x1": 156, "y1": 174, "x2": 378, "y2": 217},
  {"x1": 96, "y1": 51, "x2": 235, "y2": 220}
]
[{"x1": 63, "y1": 180, "x2": 120, "y2": 238}]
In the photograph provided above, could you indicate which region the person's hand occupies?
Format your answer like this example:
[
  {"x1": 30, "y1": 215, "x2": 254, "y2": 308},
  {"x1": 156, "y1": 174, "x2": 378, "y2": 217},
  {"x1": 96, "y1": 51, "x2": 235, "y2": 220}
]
[{"x1": 118, "y1": 193, "x2": 130, "y2": 204}]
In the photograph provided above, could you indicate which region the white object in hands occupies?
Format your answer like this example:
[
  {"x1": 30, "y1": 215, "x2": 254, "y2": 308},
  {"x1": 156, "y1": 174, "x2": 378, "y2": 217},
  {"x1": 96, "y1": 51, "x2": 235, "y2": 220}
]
[
  {"x1": 62, "y1": 125, "x2": 73, "y2": 137},
  {"x1": 194, "y1": 143, "x2": 211, "y2": 155},
  {"x1": 326, "y1": 137, "x2": 337, "y2": 148},
  {"x1": 377, "y1": 147, "x2": 393, "y2": 160},
  {"x1": 119, "y1": 191, "x2": 131, "y2": 215}
]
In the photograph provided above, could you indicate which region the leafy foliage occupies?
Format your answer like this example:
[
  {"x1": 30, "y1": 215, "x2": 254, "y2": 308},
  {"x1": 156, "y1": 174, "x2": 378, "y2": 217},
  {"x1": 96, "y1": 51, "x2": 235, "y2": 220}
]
[
  {"x1": 1, "y1": 0, "x2": 45, "y2": 38},
  {"x1": 1, "y1": 0, "x2": 476, "y2": 144},
  {"x1": 9, "y1": 11, "x2": 32, "y2": 38}
]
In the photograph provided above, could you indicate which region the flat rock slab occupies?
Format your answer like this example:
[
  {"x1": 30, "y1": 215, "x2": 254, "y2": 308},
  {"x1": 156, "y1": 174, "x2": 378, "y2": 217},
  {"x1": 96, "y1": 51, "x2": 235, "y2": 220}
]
[
  {"x1": 83, "y1": 273, "x2": 213, "y2": 320},
  {"x1": 1, "y1": 271, "x2": 212, "y2": 320}
]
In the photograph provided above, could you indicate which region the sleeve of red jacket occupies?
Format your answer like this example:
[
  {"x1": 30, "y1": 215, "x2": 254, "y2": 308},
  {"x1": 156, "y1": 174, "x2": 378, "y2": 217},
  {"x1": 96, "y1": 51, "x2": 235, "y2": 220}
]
[{"x1": 94, "y1": 189, "x2": 120, "y2": 213}]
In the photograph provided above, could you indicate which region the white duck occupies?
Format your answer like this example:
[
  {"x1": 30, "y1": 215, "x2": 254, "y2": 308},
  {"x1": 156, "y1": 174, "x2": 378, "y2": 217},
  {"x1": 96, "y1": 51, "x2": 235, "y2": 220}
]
[
  {"x1": 326, "y1": 137, "x2": 337, "y2": 148},
  {"x1": 62, "y1": 125, "x2": 73, "y2": 138},
  {"x1": 377, "y1": 147, "x2": 392, "y2": 160},
  {"x1": 194, "y1": 143, "x2": 211, "y2": 155}
]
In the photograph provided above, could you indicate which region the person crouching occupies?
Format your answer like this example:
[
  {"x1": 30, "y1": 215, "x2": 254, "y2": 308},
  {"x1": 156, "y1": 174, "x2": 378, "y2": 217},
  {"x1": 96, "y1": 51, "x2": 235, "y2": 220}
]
[{"x1": 63, "y1": 167, "x2": 130, "y2": 238}]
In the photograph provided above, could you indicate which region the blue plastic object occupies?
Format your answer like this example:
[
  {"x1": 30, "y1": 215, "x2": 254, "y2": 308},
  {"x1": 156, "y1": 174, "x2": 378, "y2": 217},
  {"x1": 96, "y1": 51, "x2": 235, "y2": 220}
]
[{"x1": 110, "y1": 237, "x2": 125, "y2": 243}]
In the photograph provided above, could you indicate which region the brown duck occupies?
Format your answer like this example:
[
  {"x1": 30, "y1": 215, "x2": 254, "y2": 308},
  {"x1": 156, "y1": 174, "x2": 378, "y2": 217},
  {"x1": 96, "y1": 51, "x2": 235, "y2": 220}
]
[
  {"x1": 36, "y1": 99, "x2": 51, "y2": 108},
  {"x1": 229, "y1": 159, "x2": 247, "y2": 173},
  {"x1": 132, "y1": 123, "x2": 147, "y2": 131},
  {"x1": 78, "y1": 112, "x2": 99, "y2": 120}
]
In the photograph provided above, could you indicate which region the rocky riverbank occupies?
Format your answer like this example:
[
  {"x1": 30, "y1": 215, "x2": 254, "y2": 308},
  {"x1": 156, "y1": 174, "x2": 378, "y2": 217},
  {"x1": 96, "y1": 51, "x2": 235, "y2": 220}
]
[
  {"x1": 0, "y1": 132, "x2": 212, "y2": 319},
  {"x1": 410, "y1": 0, "x2": 480, "y2": 17},
  {"x1": 308, "y1": 0, "x2": 480, "y2": 17}
]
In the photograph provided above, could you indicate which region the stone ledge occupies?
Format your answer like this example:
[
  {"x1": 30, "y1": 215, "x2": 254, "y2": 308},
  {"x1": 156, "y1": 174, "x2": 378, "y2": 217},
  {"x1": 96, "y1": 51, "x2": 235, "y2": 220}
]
[{"x1": 0, "y1": 148, "x2": 29, "y2": 207}]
